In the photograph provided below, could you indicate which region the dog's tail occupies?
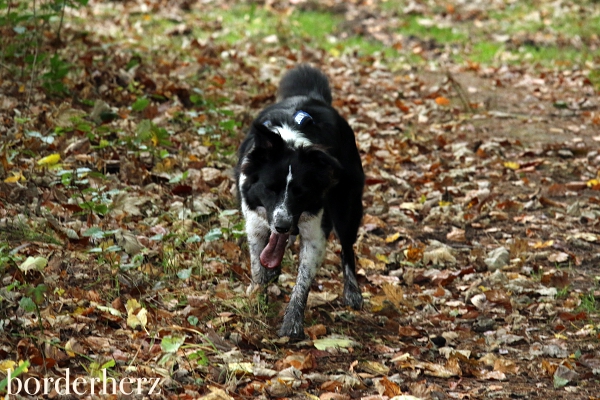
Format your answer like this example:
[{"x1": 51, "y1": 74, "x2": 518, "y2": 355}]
[{"x1": 277, "y1": 65, "x2": 332, "y2": 105}]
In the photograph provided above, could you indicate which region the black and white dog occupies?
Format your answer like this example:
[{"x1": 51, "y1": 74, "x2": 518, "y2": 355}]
[{"x1": 235, "y1": 65, "x2": 364, "y2": 338}]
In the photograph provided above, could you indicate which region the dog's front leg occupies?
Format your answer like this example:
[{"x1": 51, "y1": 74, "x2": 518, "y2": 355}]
[
  {"x1": 243, "y1": 208, "x2": 279, "y2": 291},
  {"x1": 279, "y1": 212, "x2": 326, "y2": 338}
]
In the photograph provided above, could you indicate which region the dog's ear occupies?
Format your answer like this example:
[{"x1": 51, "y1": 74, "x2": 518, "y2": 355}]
[{"x1": 252, "y1": 121, "x2": 284, "y2": 151}]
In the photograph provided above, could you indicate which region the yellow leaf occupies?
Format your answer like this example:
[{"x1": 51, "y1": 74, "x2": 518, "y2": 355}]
[
  {"x1": 19, "y1": 85, "x2": 25, "y2": 93},
  {"x1": 18, "y1": 359, "x2": 28, "y2": 373},
  {"x1": 127, "y1": 308, "x2": 148, "y2": 330},
  {"x1": 503, "y1": 161, "x2": 520, "y2": 170},
  {"x1": 0, "y1": 359, "x2": 29, "y2": 374},
  {"x1": 532, "y1": 240, "x2": 554, "y2": 249},
  {"x1": 587, "y1": 179, "x2": 600, "y2": 187},
  {"x1": 385, "y1": 232, "x2": 401, "y2": 243},
  {"x1": 125, "y1": 298, "x2": 141, "y2": 313},
  {"x1": 358, "y1": 258, "x2": 375, "y2": 269},
  {"x1": 329, "y1": 48, "x2": 341, "y2": 58},
  {"x1": 376, "y1": 254, "x2": 390, "y2": 264},
  {"x1": 65, "y1": 338, "x2": 77, "y2": 357},
  {"x1": 438, "y1": 200, "x2": 452, "y2": 207},
  {"x1": 4, "y1": 171, "x2": 24, "y2": 183},
  {"x1": 554, "y1": 333, "x2": 568, "y2": 340},
  {"x1": 37, "y1": 153, "x2": 61, "y2": 166},
  {"x1": 72, "y1": 307, "x2": 87, "y2": 316},
  {"x1": 126, "y1": 299, "x2": 148, "y2": 330},
  {"x1": 0, "y1": 359, "x2": 16, "y2": 373}
]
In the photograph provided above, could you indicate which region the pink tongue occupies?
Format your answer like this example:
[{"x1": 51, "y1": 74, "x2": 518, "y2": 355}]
[{"x1": 260, "y1": 233, "x2": 290, "y2": 269}]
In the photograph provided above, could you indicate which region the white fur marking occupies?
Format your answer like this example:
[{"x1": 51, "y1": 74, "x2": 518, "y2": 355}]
[
  {"x1": 280, "y1": 209, "x2": 325, "y2": 336},
  {"x1": 272, "y1": 124, "x2": 312, "y2": 148},
  {"x1": 272, "y1": 165, "x2": 293, "y2": 232},
  {"x1": 297, "y1": 209, "x2": 326, "y2": 285},
  {"x1": 239, "y1": 173, "x2": 270, "y2": 285},
  {"x1": 286, "y1": 165, "x2": 293, "y2": 186}
]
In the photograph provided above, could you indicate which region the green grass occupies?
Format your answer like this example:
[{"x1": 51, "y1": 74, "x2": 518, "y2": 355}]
[
  {"x1": 397, "y1": 15, "x2": 467, "y2": 44},
  {"x1": 589, "y1": 69, "x2": 600, "y2": 90},
  {"x1": 382, "y1": 0, "x2": 600, "y2": 69},
  {"x1": 578, "y1": 291, "x2": 599, "y2": 314},
  {"x1": 467, "y1": 42, "x2": 504, "y2": 64},
  {"x1": 91, "y1": 1, "x2": 600, "y2": 74},
  {"x1": 196, "y1": 4, "x2": 400, "y2": 59}
]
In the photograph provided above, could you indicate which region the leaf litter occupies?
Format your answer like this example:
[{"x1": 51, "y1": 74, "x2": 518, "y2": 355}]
[{"x1": 1, "y1": 0, "x2": 600, "y2": 399}]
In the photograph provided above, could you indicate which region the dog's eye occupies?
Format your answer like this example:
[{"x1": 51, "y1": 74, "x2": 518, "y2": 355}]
[{"x1": 293, "y1": 110, "x2": 313, "y2": 126}]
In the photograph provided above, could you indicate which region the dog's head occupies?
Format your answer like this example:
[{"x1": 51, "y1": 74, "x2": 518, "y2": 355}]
[{"x1": 240, "y1": 117, "x2": 341, "y2": 235}]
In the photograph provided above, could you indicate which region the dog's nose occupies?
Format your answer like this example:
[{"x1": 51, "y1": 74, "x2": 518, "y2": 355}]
[{"x1": 275, "y1": 224, "x2": 291, "y2": 234}]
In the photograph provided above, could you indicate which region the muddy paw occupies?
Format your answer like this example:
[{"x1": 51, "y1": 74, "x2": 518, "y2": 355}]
[
  {"x1": 278, "y1": 319, "x2": 305, "y2": 339},
  {"x1": 279, "y1": 307, "x2": 305, "y2": 339},
  {"x1": 343, "y1": 284, "x2": 363, "y2": 310}
]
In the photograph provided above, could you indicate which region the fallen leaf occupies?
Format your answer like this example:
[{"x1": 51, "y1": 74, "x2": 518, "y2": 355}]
[
  {"x1": 37, "y1": 153, "x2": 61, "y2": 166},
  {"x1": 19, "y1": 256, "x2": 48, "y2": 273},
  {"x1": 423, "y1": 245, "x2": 456, "y2": 265},
  {"x1": 313, "y1": 335, "x2": 358, "y2": 351},
  {"x1": 125, "y1": 299, "x2": 148, "y2": 330},
  {"x1": 503, "y1": 161, "x2": 520, "y2": 170},
  {"x1": 305, "y1": 324, "x2": 327, "y2": 340},
  {"x1": 435, "y1": 96, "x2": 450, "y2": 106},
  {"x1": 385, "y1": 232, "x2": 401, "y2": 243},
  {"x1": 446, "y1": 227, "x2": 466, "y2": 242}
]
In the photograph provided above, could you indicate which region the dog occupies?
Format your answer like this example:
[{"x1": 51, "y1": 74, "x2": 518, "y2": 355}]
[{"x1": 235, "y1": 65, "x2": 364, "y2": 338}]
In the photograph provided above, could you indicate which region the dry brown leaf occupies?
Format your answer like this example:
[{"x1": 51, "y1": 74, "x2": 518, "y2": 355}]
[
  {"x1": 363, "y1": 214, "x2": 387, "y2": 231},
  {"x1": 379, "y1": 376, "x2": 402, "y2": 397},
  {"x1": 305, "y1": 324, "x2": 327, "y2": 340},
  {"x1": 281, "y1": 352, "x2": 316, "y2": 372},
  {"x1": 320, "y1": 393, "x2": 350, "y2": 400},
  {"x1": 416, "y1": 357, "x2": 461, "y2": 378},
  {"x1": 446, "y1": 227, "x2": 466, "y2": 242},
  {"x1": 539, "y1": 196, "x2": 566, "y2": 209},
  {"x1": 382, "y1": 283, "x2": 407, "y2": 310},
  {"x1": 358, "y1": 360, "x2": 390, "y2": 375},
  {"x1": 494, "y1": 358, "x2": 519, "y2": 374},
  {"x1": 398, "y1": 325, "x2": 422, "y2": 338},
  {"x1": 405, "y1": 245, "x2": 424, "y2": 262}
]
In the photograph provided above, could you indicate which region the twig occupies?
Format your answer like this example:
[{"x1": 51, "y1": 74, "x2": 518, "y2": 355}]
[
  {"x1": 446, "y1": 70, "x2": 473, "y2": 113},
  {"x1": 56, "y1": 0, "x2": 67, "y2": 42},
  {"x1": 26, "y1": 0, "x2": 40, "y2": 109}
]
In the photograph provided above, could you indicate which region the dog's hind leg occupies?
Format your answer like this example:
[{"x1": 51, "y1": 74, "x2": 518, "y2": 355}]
[
  {"x1": 330, "y1": 193, "x2": 363, "y2": 310},
  {"x1": 279, "y1": 210, "x2": 326, "y2": 338},
  {"x1": 340, "y1": 242, "x2": 362, "y2": 310}
]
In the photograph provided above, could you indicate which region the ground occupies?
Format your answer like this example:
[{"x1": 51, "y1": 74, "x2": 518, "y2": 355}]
[{"x1": 1, "y1": 0, "x2": 600, "y2": 399}]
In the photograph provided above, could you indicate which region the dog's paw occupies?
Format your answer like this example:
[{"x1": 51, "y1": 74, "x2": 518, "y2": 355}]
[
  {"x1": 254, "y1": 266, "x2": 281, "y2": 286},
  {"x1": 278, "y1": 318, "x2": 305, "y2": 339},
  {"x1": 343, "y1": 284, "x2": 363, "y2": 310}
]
